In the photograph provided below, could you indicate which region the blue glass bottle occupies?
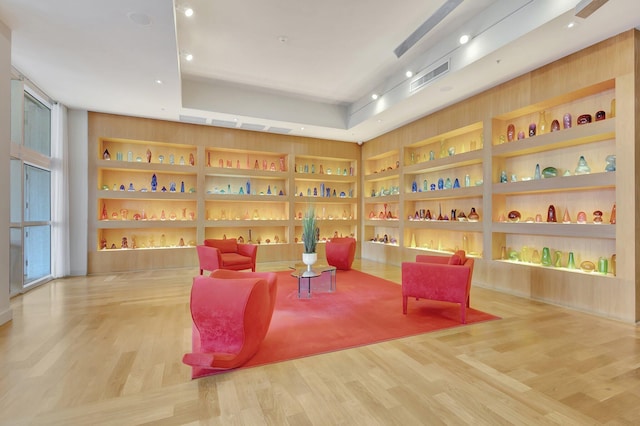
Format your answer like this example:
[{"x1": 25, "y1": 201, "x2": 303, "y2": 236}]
[{"x1": 246, "y1": 180, "x2": 250, "y2": 195}]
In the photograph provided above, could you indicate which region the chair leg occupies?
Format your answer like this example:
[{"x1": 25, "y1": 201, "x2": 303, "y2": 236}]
[
  {"x1": 461, "y1": 304, "x2": 467, "y2": 324},
  {"x1": 199, "y1": 268, "x2": 204, "y2": 275},
  {"x1": 402, "y1": 296, "x2": 408, "y2": 314}
]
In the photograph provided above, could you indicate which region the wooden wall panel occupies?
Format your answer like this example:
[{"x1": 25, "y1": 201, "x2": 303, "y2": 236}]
[{"x1": 361, "y1": 30, "x2": 639, "y2": 322}]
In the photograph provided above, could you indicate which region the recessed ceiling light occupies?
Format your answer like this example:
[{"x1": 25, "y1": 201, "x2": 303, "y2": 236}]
[
  {"x1": 567, "y1": 21, "x2": 576, "y2": 28},
  {"x1": 185, "y1": 53, "x2": 193, "y2": 61},
  {"x1": 155, "y1": 79, "x2": 163, "y2": 85},
  {"x1": 459, "y1": 34, "x2": 470, "y2": 45},
  {"x1": 371, "y1": 93, "x2": 379, "y2": 100},
  {"x1": 300, "y1": 127, "x2": 305, "y2": 131},
  {"x1": 184, "y1": 7, "x2": 194, "y2": 17},
  {"x1": 405, "y1": 71, "x2": 413, "y2": 78}
]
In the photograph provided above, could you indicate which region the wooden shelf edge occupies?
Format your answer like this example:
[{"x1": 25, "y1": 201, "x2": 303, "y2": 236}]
[
  {"x1": 492, "y1": 172, "x2": 615, "y2": 194},
  {"x1": 404, "y1": 186, "x2": 483, "y2": 200},
  {"x1": 492, "y1": 222, "x2": 615, "y2": 238},
  {"x1": 405, "y1": 220, "x2": 483, "y2": 232},
  {"x1": 364, "y1": 169, "x2": 400, "y2": 181},
  {"x1": 492, "y1": 259, "x2": 616, "y2": 278},
  {"x1": 98, "y1": 191, "x2": 198, "y2": 200},
  {"x1": 403, "y1": 149, "x2": 483, "y2": 175},
  {"x1": 364, "y1": 194, "x2": 400, "y2": 202}
]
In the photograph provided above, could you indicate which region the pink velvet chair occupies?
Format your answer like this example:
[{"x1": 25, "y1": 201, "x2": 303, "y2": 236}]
[
  {"x1": 209, "y1": 269, "x2": 278, "y2": 328},
  {"x1": 325, "y1": 237, "x2": 356, "y2": 270},
  {"x1": 196, "y1": 238, "x2": 257, "y2": 274},
  {"x1": 401, "y1": 250, "x2": 474, "y2": 323},
  {"x1": 182, "y1": 273, "x2": 277, "y2": 377}
]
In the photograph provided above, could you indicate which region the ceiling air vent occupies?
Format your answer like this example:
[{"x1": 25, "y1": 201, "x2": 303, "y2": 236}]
[
  {"x1": 268, "y1": 126, "x2": 293, "y2": 134},
  {"x1": 211, "y1": 119, "x2": 238, "y2": 128},
  {"x1": 240, "y1": 123, "x2": 266, "y2": 131},
  {"x1": 410, "y1": 59, "x2": 450, "y2": 93},
  {"x1": 179, "y1": 114, "x2": 207, "y2": 124}
]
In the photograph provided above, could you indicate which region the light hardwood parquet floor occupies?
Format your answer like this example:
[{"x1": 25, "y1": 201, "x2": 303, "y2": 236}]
[{"x1": 1, "y1": 259, "x2": 640, "y2": 425}]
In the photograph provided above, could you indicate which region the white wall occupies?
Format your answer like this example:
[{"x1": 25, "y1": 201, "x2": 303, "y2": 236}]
[
  {"x1": 0, "y1": 19, "x2": 13, "y2": 325},
  {"x1": 68, "y1": 109, "x2": 88, "y2": 276}
]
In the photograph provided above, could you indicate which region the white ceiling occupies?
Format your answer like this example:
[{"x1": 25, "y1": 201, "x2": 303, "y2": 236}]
[{"x1": 1, "y1": 0, "x2": 639, "y2": 143}]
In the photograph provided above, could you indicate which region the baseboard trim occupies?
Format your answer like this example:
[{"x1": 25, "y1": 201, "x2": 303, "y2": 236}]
[{"x1": 0, "y1": 307, "x2": 13, "y2": 326}]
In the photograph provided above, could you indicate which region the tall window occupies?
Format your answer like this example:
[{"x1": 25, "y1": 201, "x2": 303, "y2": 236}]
[
  {"x1": 9, "y1": 82, "x2": 53, "y2": 294},
  {"x1": 24, "y1": 92, "x2": 51, "y2": 156}
]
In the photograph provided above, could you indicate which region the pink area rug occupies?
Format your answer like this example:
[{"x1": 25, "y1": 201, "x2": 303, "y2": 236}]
[{"x1": 192, "y1": 269, "x2": 499, "y2": 377}]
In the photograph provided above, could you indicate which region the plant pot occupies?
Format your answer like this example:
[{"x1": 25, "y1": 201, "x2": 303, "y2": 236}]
[{"x1": 302, "y1": 252, "x2": 317, "y2": 272}]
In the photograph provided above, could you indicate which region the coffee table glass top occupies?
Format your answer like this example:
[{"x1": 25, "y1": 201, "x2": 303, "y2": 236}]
[{"x1": 289, "y1": 263, "x2": 337, "y2": 298}]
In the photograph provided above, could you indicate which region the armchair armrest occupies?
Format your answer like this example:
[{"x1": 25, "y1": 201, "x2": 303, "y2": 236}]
[
  {"x1": 196, "y1": 245, "x2": 223, "y2": 275},
  {"x1": 237, "y1": 243, "x2": 257, "y2": 260}
]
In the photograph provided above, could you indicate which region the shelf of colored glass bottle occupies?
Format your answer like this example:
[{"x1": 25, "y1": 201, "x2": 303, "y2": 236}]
[
  {"x1": 205, "y1": 167, "x2": 288, "y2": 179},
  {"x1": 97, "y1": 220, "x2": 196, "y2": 229},
  {"x1": 98, "y1": 191, "x2": 197, "y2": 200},
  {"x1": 205, "y1": 219, "x2": 289, "y2": 227},
  {"x1": 492, "y1": 259, "x2": 615, "y2": 277},
  {"x1": 97, "y1": 159, "x2": 197, "y2": 174},
  {"x1": 492, "y1": 118, "x2": 615, "y2": 158}
]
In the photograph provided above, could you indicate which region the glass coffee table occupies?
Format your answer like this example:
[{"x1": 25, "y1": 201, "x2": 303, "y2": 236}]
[{"x1": 289, "y1": 263, "x2": 337, "y2": 298}]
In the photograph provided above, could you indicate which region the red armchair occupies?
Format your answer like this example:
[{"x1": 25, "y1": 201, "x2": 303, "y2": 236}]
[
  {"x1": 182, "y1": 273, "x2": 277, "y2": 378},
  {"x1": 326, "y1": 237, "x2": 356, "y2": 270},
  {"x1": 209, "y1": 269, "x2": 278, "y2": 328},
  {"x1": 196, "y1": 238, "x2": 257, "y2": 274},
  {"x1": 401, "y1": 250, "x2": 474, "y2": 323}
]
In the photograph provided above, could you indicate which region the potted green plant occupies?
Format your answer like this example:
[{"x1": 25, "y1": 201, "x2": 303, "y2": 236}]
[{"x1": 301, "y1": 206, "x2": 318, "y2": 271}]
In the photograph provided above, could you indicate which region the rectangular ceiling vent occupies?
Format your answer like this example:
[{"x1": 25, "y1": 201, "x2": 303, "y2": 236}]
[
  {"x1": 240, "y1": 123, "x2": 266, "y2": 131},
  {"x1": 410, "y1": 59, "x2": 450, "y2": 93},
  {"x1": 211, "y1": 119, "x2": 238, "y2": 128},
  {"x1": 268, "y1": 126, "x2": 293, "y2": 134},
  {"x1": 179, "y1": 114, "x2": 207, "y2": 124}
]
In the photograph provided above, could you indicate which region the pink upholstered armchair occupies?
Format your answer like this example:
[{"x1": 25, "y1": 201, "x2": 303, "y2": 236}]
[
  {"x1": 196, "y1": 238, "x2": 257, "y2": 274},
  {"x1": 326, "y1": 237, "x2": 356, "y2": 270},
  {"x1": 401, "y1": 250, "x2": 474, "y2": 323},
  {"x1": 182, "y1": 273, "x2": 277, "y2": 378},
  {"x1": 209, "y1": 269, "x2": 278, "y2": 327}
]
